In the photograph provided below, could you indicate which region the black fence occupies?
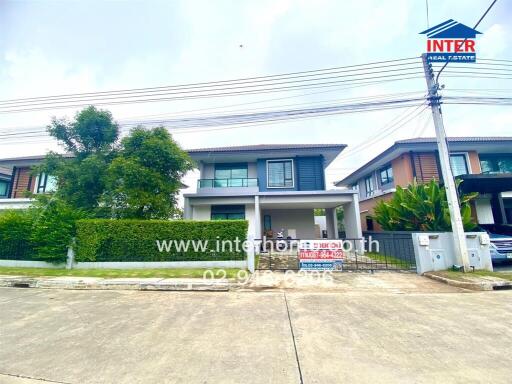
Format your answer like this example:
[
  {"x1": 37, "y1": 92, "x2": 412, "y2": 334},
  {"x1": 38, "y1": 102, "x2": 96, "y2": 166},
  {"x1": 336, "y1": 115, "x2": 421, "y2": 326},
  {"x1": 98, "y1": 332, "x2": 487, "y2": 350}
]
[
  {"x1": 0, "y1": 239, "x2": 37, "y2": 261},
  {"x1": 256, "y1": 234, "x2": 417, "y2": 272}
]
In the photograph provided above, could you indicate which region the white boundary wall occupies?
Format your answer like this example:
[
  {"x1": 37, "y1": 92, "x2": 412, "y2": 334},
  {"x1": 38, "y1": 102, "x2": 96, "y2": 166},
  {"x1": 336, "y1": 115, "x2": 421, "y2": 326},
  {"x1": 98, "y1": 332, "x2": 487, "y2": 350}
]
[
  {"x1": 412, "y1": 232, "x2": 493, "y2": 274},
  {"x1": 0, "y1": 258, "x2": 248, "y2": 270}
]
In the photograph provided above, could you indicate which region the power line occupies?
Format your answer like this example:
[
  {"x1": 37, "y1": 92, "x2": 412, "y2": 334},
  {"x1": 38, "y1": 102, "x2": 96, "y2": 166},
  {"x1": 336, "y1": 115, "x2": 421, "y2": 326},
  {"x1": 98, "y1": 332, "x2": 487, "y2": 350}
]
[
  {"x1": 0, "y1": 57, "x2": 420, "y2": 105},
  {"x1": 0, "y1": 72, "x2": 425, "y2": 113}
]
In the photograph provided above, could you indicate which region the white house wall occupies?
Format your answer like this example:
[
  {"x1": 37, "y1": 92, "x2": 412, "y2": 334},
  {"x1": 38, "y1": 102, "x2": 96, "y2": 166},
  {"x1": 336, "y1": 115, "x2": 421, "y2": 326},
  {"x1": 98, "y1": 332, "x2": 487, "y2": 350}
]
[
  {"x1": 245, "y1": 204, "x2": 256, "y2": 238},
  {"x1": 192, "y1": 205, "x2": 211, "y2": 220}
]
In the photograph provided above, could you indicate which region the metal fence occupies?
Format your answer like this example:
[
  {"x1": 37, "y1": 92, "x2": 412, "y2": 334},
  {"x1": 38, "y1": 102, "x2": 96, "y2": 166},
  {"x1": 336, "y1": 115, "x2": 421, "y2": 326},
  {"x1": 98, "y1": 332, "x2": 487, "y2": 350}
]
[{"x1": 256, "y1": 234, "x2": 417, "y2": 272}]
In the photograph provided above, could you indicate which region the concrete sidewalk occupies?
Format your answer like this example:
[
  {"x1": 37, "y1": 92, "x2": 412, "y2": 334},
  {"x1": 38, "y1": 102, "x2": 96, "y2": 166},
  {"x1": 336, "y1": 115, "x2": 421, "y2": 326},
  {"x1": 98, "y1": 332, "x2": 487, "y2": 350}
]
[
  {"x1": 1, "y1": 284, "x2": 511, "y2": 383},
  {"x1": 0, "y1": 275, "x2": 232, "y2": 291},
  {"x1": 0, "y1": 271, "x2": 465, "y2": 293}
]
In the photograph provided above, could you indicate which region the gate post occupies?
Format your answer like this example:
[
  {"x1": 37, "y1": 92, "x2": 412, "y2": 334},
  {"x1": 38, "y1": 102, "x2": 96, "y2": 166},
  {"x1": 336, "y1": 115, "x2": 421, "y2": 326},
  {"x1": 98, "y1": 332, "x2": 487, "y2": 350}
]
[{"x1": 247, "y1": 234, "x2": 255, "y2": 273}]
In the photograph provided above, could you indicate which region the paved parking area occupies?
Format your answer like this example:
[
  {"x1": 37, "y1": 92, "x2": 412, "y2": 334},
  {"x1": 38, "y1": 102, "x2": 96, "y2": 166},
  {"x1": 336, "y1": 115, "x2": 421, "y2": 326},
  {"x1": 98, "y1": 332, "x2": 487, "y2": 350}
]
[{"x1": 0, "y1": 275, "x2": 511, "y2": 384}]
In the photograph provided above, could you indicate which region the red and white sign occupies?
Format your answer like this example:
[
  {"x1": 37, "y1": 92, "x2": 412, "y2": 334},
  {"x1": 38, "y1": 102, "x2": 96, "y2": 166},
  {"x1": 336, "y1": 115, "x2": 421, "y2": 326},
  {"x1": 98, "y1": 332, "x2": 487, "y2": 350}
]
[
  {"x1": 298, "y1": 240, "x2": 344, "y2": 250},
  {"x1": 299, "y1": 250, "x2": 345, "y2": 260}
]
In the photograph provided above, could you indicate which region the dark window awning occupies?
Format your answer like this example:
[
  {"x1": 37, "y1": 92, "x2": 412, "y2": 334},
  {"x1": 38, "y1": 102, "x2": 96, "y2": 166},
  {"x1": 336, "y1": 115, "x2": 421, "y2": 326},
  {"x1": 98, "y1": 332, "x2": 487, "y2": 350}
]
[{"x1": 458, "y1": 174, "x2": 512, "y2": 194}]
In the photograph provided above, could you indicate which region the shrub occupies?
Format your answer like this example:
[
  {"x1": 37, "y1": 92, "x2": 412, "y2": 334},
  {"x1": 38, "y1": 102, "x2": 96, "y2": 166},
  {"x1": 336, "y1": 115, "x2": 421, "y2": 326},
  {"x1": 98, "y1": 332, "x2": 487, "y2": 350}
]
[
  {"x1": 0, "y1": 210, "x2": 37, "y2": 260},
  {"x1": 373, "y1": 179, "x2": 477, "y2": 231},
  {"x1": 30, "y1": 197, "x2": 89, "y2": 263},
  {"x1": 75, "y1": 219, "x2": 248, "y2": 262}
]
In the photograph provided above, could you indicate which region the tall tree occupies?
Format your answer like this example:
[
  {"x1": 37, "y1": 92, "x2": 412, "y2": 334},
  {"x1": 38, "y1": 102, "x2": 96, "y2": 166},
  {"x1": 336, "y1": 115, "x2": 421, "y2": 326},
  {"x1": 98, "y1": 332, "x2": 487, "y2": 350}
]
[
  {"x1": 40, "y1": 106, "x2": 119, "y2": 212},
  {"x1": 102, "y1": 126, "x2": 194, "y2": 219}
]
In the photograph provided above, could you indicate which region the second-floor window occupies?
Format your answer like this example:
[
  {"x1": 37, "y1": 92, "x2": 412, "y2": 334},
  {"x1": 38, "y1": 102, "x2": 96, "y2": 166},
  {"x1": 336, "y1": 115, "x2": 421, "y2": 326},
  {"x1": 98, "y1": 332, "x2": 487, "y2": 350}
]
[
  {"x1": 267, "y1": 159, "x2": 294, "y2": 188},
  {"x1": 379, "y1": 165, "x2": 394, "y2": 186},
  {"x1": 364, "y1": 175, "x2": 374, "y2": 197},
  {"x1": 214, "y1": 163, "x2": 248, "y2": 187},
  {"x1": 35, "y1": 172, "x2": 57, "y2": 194},
  {"x1": 449, "y1": 154, "x2": 469, "y2": 177},
  {"x1": 480, "y1": 154, "x2": 512, "y2": 174},
  {"x1": 0, "y1": 180, "x2": 9, "y2": 197}
]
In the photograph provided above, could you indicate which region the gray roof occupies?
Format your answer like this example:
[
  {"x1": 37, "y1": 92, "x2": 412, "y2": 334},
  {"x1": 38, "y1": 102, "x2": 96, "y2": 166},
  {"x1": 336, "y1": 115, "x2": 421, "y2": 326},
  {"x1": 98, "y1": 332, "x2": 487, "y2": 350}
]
[
  {"x1": 188, "y1": 143, "x2": 346, "y2": 153},
  {"x1": 395, "y1": 137, "x2": 512, "y2": 144},
  {"x1": 336, "y1": 136, "x2": 512, "y2": 186}
]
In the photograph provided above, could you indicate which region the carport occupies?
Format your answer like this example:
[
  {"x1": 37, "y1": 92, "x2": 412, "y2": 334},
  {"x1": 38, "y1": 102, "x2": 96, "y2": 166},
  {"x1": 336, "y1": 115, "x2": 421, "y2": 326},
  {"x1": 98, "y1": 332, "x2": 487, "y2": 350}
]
[
  {"x1": 255, "y1": 190, "x2": 362, "y2": 241},
  {"x1": 459, "y1": 174, "x2": 512, "y2": 225}
]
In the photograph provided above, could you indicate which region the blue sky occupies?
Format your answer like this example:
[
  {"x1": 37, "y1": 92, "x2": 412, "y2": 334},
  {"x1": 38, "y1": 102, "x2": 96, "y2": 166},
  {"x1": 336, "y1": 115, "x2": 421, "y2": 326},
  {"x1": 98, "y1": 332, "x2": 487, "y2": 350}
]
[{"x1": 1, "y1": 0, "x2": 511, "y2": 188}]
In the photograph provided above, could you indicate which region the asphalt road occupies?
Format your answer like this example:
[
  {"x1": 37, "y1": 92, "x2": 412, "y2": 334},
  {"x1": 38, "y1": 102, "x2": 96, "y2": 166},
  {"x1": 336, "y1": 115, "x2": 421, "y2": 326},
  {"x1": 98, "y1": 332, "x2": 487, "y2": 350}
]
[{"x1": 0, "y1": 279, "x2": 511, "y2": 384}]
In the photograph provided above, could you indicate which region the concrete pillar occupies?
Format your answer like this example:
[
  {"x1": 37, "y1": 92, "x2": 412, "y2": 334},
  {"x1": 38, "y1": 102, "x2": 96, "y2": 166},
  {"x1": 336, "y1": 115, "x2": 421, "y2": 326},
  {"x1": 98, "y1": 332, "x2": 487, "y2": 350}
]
[
  {"x1": 183, "y1": 197, "x2": 192, "y2": 220},
  {"x1": 326, "y1": 208, "x2": 335, "y2": 239},
  {"x1": 331, "y1": 207, "x2": 339, "y2": 239},
  {"x1": 344, "y1": 194, "x2": 363, "y2": 253},
  {"x1": 254, "y1": 196, "x2": 262, "y2": 239}
]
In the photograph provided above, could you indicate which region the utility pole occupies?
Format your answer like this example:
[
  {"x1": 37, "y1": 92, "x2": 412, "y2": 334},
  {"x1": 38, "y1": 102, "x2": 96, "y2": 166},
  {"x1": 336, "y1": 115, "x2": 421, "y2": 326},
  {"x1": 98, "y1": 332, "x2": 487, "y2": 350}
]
[{"x1": 421, "y1": 53, "x2": 470, "y2": 271}]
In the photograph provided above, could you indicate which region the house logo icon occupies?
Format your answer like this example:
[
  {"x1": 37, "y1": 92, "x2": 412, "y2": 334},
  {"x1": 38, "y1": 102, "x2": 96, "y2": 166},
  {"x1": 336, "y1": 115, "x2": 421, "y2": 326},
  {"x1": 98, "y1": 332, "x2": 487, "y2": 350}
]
[{"x1": 420, "y1": 19, "x2": 482, "y2": 63}]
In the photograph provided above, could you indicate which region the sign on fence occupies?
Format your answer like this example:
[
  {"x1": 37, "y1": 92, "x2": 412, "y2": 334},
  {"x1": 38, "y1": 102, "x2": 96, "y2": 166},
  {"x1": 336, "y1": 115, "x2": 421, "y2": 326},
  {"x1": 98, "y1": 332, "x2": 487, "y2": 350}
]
[{"x1": 298, "y1": 240, "x2": 344, "y2": 271}]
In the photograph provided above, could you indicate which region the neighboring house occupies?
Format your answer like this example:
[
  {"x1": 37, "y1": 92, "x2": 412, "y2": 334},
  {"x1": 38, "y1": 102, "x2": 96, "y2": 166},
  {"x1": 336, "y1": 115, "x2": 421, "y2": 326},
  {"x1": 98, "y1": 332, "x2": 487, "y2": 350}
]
[
  {"x1": 336, "y1": 137, "x2": 512, "y2": 231},
  {"x1": 184, "y1": 144, "x2": 362, "y2": 240},
  {"x1": 0, "y1": 155, "x2": 62, "y2": 209}
]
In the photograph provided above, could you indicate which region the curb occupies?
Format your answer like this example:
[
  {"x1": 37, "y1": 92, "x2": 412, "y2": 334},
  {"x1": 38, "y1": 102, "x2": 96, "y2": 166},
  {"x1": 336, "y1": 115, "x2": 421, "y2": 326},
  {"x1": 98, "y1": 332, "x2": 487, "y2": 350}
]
[
  {"x1": 424, "y1": 272, "x2": 512, "y2": 291},
  {"x1": 0, "y1": 276, "x2": 235, "y2": 292}
]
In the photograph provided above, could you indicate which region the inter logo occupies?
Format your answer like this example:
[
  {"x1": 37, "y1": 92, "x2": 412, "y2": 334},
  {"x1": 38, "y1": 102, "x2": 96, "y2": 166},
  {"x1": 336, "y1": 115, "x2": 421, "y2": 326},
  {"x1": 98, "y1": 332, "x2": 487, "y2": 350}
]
[{"x1": 420, "y1": 19, "x2": 482, "y2": 63}]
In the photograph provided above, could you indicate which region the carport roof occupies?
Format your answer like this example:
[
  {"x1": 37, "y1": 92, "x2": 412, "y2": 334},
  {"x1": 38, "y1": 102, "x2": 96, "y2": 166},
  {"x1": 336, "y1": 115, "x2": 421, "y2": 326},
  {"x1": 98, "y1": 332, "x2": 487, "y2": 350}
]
[{"x1": 458, "y1": 174, "x2": 512, "y2": 194}]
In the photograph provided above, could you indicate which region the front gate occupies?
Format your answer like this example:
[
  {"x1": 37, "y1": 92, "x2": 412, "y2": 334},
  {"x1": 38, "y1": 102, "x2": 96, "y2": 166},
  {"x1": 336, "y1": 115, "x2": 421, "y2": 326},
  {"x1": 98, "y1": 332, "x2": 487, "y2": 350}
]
[{"x1": 256, "y1": 238, "x2": 417, "y2": 272}]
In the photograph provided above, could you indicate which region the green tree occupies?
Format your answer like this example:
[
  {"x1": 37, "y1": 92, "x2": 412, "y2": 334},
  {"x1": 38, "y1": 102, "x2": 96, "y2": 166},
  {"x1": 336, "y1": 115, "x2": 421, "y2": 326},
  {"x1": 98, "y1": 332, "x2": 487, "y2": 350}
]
[
  {"x1": 39, "y1": 107, "x2": 192, "y2": 219},
  {"x1": 40, "y1": 106, "x2": 119, "y2": 213},
  {"x1": 102, "y1": 126, "x2": 194, "y2": 219},
  {"x1": 373, "y1": 179, "x2": 478, "y2": 231}
]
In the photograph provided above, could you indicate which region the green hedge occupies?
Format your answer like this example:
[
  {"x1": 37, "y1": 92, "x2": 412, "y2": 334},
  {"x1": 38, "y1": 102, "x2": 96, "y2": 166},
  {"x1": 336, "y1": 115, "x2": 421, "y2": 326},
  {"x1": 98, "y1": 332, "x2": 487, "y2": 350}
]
[
  {"x1": 75, "y1": 219, "x2": 249, "y2": 262},
  {"x1": 0, "y1": 210, "x2": 38, "y2": 260}
]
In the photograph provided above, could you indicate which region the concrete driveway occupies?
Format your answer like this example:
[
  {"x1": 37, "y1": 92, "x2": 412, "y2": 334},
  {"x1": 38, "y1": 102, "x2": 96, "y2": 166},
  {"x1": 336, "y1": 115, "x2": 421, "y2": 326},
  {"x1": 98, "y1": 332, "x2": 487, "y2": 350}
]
[{"x1": 0, "y1": 275, "x2": 511, "y2": 384}]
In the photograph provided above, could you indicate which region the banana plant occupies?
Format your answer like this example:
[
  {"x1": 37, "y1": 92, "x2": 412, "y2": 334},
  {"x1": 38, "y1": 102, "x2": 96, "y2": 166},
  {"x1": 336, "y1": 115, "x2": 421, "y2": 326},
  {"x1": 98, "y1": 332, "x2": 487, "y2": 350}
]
[{"x1": 373, "y1": 179, "x2": 478, "y2": 231}]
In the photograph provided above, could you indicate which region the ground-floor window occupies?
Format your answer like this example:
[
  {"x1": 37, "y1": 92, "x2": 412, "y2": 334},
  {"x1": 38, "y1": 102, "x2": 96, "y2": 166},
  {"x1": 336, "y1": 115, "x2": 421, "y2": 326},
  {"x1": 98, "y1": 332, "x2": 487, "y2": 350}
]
[{"x1": 211, "y1": 205, "x2": 245, "y2": 220}]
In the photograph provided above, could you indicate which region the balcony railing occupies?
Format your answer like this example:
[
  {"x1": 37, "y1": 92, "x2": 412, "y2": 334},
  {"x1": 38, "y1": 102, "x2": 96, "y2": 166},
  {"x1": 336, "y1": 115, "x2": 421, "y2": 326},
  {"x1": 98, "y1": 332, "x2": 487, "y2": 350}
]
[{"x1": 198, "y1": 178, "x2": 258, "y2": 188}]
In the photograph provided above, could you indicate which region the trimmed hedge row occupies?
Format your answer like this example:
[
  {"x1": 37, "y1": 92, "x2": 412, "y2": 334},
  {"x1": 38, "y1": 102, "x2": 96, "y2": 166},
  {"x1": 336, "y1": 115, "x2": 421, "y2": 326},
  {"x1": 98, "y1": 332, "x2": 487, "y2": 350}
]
[
  {"x1": 0, "y1": 210, "x2": 39, "y2": 261},
  {"x1": 75, "y1": 219, "x2": 249, "y2": 262}
]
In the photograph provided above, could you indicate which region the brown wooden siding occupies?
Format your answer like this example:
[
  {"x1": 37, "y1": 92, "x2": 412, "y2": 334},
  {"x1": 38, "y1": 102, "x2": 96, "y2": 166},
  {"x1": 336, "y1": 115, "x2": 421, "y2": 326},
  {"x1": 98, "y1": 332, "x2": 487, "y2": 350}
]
[
  {"x1": 411, "y1": 152, "x2": 440, "y2": 183},
  {"x1": 11, "y1": 167, "x2": 35, "y2": 198},
  {"x1": 468, "y1": 151, "x2": 481, "y2": 174}
]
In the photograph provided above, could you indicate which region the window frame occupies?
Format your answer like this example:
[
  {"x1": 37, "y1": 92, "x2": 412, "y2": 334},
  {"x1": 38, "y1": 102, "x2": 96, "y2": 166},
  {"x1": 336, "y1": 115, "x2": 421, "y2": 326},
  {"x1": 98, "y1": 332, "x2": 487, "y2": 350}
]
[
  {"x1": 266, "y1": 159, "x2": 295, "y2": 189},
  {"x1": 34, "y1": 172, "x2": 57, "y2": 194},
  {"x1": 364, "y1": 175, "x2": 375, "y2": 197},
  {"x1": 0, "y1": 180, "x2": 9, "y2": 197},
  {"x1": 449, "y1": 153, "x2": 470, "y2": 177},
  {"x1": 214, "y1": 163, "x2": 248, "y2": 180},
  {"x1": 210, "y1": 205, "x2": 246, "y2": 220},
  {"x1": 379, "y1": 165, "x2": 394, "y2": 186},
  {"x1": 479, "y1": 153, "x2": 512, "y2": 174}
]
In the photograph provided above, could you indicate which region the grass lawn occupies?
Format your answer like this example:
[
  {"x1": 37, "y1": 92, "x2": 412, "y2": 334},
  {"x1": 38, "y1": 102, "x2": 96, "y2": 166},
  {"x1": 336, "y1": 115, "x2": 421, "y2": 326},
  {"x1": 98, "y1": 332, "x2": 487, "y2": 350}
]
[
  {"x1": 436, "y1": 269, "x2": 512, "y2": 282},
  {"x1": 365, "y1": 252, "x2": 413, "y2": 268},
  {"x1": 0, "y1": 267, "x2": 242, "y2": 279}
]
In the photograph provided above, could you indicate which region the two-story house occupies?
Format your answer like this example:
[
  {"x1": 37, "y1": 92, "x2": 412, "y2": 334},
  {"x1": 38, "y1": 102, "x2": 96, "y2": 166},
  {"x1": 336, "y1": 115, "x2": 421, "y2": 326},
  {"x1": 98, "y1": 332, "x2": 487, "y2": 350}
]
[
  {"x1": 0, "y1": 155, "x2": 59, "y2": 210},
  {"x1": 0, "y1": 144, "x2": 363, "y2": 241},
  {"x1": 336, "y1": 137, "x2": 512, "y2": 231},
  {"x1": 184, "y1": 144, "x2": 362, "y2": 240}
]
